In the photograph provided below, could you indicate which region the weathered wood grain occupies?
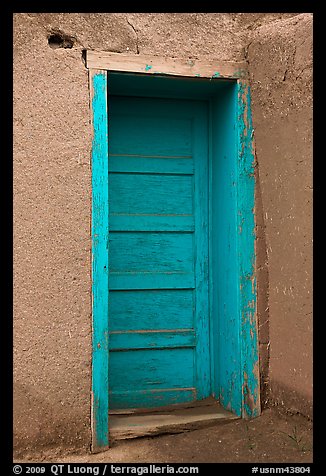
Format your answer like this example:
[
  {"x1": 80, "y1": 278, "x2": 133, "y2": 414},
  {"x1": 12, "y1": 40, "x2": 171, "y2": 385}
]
[
  {"x1": 90, "y1": 69, "x2": 109, "y2": 451},
  {"x1": 86, "y1": 50, "x2": 248, "y2": 79},
  {"x1": 108, "y1": 173, "x2": 193, "y2": 215},
  {"x1": 109, "y1": 388, "x2": 196, "y2": 410},
  {"x1": 237, "y1": 80, "x2": 260, "y2": 418},
  {"x1": 109, "y1": 403, "x2": 239, "y2": 439},
  {"x1": 108, "y1": 330, "x2": 195, "y2": 351},
  {"x1": 90, "y1": 67, "x2": 260, "y2": 449},
  {"x1": 109, "y1": 232, "x2": 193, "y2": 273},
  {"x1": 109, "y1": 96, "x2": 193, "y2": 156},
  {"x1": 193, "y1": 101, "x2": 210, "y2": 400},
  {"x1": 108, "y1": 154, "x2": 194, "y2": 175},
  {"x1": 109, "y1": 348, "x2": 194, "y2": 391},
  {"x1": 109, "y1": 214, "x2": 194, "y2": 232},
  {"x1": 107, "y1": 96, "x2": 210, "y2": 409},
  {"x1": 108, "y1": 289, "x2": 194, "y2": 331},
  {"x1": 108, "y1": 271, "x2": 195, "y2": 290}
]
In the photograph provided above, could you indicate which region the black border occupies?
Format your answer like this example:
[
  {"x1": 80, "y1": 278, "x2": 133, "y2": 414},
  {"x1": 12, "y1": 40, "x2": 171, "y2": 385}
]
[{"x1": 6, "y1": 3, "x2": 319, "y2": 474}]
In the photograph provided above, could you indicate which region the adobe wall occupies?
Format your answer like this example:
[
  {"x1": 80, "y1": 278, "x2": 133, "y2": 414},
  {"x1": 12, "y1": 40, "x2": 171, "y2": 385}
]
[
  {"x1": 247, "y1": 13, "x2": 313, "y2": 417},
  {"x1": 13, "y1": 13, "x2": 312, "y2": 456}
]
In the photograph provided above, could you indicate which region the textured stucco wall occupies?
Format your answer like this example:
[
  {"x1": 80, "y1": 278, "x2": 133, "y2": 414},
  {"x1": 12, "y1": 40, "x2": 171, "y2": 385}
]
[
  {"x1": 13, "y1": 12, "x2": 312, "y2": 457},
  {"x1": 247, "y1": 13, "x2": 313, "y2": 417},
  {"x1": 13, "y1": 14, "x2": 93, "y2": 456}
]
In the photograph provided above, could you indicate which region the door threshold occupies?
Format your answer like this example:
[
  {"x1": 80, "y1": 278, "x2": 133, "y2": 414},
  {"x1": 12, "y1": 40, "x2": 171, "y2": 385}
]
[
  {"x1": 109, "y1": 396, "x2": 218, "y2": 415},
  {"x1": 109, "y1": 398, "x2": 239, "y2": 441}
]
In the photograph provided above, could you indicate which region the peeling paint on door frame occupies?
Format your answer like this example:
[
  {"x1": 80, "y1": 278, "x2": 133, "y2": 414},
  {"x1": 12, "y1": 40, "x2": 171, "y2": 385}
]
[
  {"x1": 89, "y1": 69, "x2": 109, "y2": 453},
  {"x1": 88, "y1": 53, "x2": 260, "y2": 452},
  {"x1": 237, "y1": 79, "x2": 260, "y2": 418}
]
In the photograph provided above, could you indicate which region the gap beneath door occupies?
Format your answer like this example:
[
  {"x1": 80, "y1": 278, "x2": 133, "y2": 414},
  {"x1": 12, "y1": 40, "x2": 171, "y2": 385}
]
[{"x1": 109, "y1": 397, "x2": 239, "y2": 441}]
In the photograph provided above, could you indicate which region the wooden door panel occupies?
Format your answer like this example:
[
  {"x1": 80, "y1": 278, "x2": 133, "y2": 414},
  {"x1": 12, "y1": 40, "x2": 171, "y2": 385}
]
[
  {"x1": 108, "y1": 96, "x2": 209, "y2": 409},
  {"x1": 109, "y1": 289, "x2": 194, "y2": 332}
]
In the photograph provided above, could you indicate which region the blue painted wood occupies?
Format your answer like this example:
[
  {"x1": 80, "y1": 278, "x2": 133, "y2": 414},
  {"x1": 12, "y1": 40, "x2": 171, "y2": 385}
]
[
  {"x1": 90, "y1": 70, "x2": 109, "y2": 450},
  {"x1": 109, "y1": 272, "x2": 195, "y2": 291},
  {"x1": 209, "y1": 80, "x2": 260, "y2": 418},
  {"x1": 109, "y1": 231, "x2": 195, "y2": 289},
  {"x1": 90, "y1": 71, "x2": 260, "y2": 448},
  {"x1": 110, "y1": 388, "x2": 196, "y2": 410},
  {"x1": 208, "y1": 99, "x2": 216, "y2": 400},
  {"x1": 237, "y1": 80, "x2": 260, "y2": 417},
  {"x1": 108, "y1": 171, "x2": 193, "y2": 215},
  {"x1": 109, "y1": 214, "x2": 194, "y2": 232},
  {"x1": 108, "y1": 72, "x2": 231, "y2": 100},
  {"x1": 108, "y1": 330, "x2": 195, "y2": 351},
  {"x1": 193, "y1": 103, "x2": 211, "y2": 399},
  {"x1": 108, "y1": 95, "x2": 210, "y2": 409},
  {"x1": 108, "y1": 154, "x2": 194, "y2": 174},
  {"x1": 109, "y1": 99, "x2": 192, "y2": 157},
  {"x1": 109, "y1": 289, "x2": 194, "y2": 331},
  {"x1": 210, "y1": 83, "x2": 242, "y2": 416},
  {"x1": 109, "y1": 232, "x2": 193, "y2": 273},
  {"x1": 109, "y1": 348, "x2": 194, "y2": 392}
]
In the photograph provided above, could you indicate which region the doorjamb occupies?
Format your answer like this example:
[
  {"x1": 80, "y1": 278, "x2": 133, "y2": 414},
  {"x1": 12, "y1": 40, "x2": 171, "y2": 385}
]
[{"x1": 87, "y1": 52, "x2": 260, "y2": 452}]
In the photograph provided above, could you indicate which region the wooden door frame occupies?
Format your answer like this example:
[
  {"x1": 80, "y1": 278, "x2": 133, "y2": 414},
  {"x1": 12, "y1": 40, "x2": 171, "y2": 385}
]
[{"x1": 87, "y1": 51, "x2": 260, "y2": 453}]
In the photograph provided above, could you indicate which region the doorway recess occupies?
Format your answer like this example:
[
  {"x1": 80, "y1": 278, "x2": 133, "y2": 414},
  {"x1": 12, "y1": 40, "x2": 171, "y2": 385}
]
[{"x1": 87, "y1": 52, "x2": 260, "y2": 452}]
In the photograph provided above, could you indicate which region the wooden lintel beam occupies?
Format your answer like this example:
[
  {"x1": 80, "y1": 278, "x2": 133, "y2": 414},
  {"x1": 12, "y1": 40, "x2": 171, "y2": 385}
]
[{"x1": 86, "y1": 50, "x2": 248, "y2": 80}]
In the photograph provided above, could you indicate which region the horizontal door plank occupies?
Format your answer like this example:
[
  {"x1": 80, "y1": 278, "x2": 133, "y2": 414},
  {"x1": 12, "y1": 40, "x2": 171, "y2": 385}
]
[
  {"x1": 109, "y1": 348, "x2": 194, "y2": 391},
  {"x1": 109, "y1": 330, "x2": 195, "y2": 351},
  {"x1": 109, "y1": 114, "x2": 192, "y2": 157},
  {"x1": 109, "y1": 232, "x2": 193, "y2": 273},
  {"x1": 109, "y1": 154, "x2": 194, "y2": 175},
  {"x1": 109, "y1": 388, "x2": 196, "y2": 410},
  {"x1": 109, "y1": 214, "x2": 194, "y2": 232},
  {"x1": 109, "y1": 289, "x2": 194, "y2": 331},
  {"x1": 109, "y1": 174, "x2": 193, "y2": 216},
  {"x1": 109, "y1": 272, "x2": 195, "y2": 290}
]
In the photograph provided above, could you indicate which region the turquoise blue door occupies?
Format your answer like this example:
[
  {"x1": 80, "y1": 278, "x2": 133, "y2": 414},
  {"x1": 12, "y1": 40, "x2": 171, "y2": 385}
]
[{"x1": 108, "y1": 96, "x2": 210, "y2": 410}]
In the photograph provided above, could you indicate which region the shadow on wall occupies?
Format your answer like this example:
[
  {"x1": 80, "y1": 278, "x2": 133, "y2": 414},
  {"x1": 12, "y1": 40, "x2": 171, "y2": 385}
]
[{"x1": 13, "y1": 382, "x2": 90, "y2": 457}]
